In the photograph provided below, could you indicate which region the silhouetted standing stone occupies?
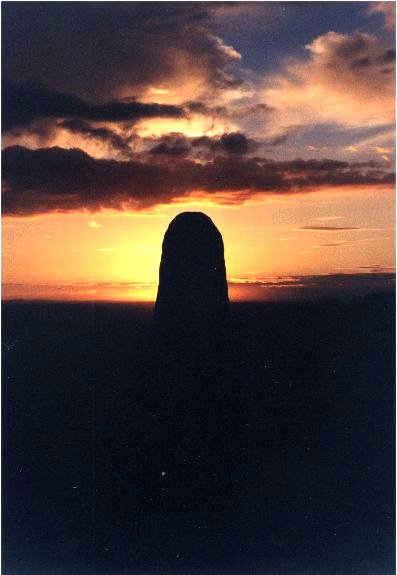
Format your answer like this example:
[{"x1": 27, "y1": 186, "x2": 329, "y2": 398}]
[{"x1": 154, "y1": 212, "x2": 229, "y2": 329}]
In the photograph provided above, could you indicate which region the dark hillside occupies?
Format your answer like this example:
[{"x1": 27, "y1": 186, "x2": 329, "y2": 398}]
[{"x1": 2, "y1": 296, "x2": 395, "y2": 574}]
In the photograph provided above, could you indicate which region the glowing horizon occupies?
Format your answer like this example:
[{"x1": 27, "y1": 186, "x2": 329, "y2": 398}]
[
  {"x1": 2, "y1": 3, "x2": 395, "y2": 301},
  {"x1": 3, "y1": 186, "x2": 395, "y2": 302}
]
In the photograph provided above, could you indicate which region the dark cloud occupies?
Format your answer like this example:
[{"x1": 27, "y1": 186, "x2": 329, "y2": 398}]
[
  {"x1": 149, "y1": 134, "x2": 191, "y2": 157},
  {"x1": 380, "y1": 48, "x2": 396, "y2": 63},
  {"x1": 185, "y1": 101, "x2": 229, "y2": 117},
  {"x1": 265, "y1": 133, "x2": 290, "y2": 146},
  {"x1": 193, "y1": 132, "x2": 256, "y2": 155},
  {"x1": 350, "y1": 48, "x2": 396, "y2": 69},
  {"x1": 261, "y1": 128, "x2": 303, "y2": 148},
  {"x1": 185, "y1": 101, "x2": 273, "y2": 119},
  {"x1": 149, "y1": 132, "x2": 256, "y2": 157},
  {"x1": 297, "y1": 226, "x2": 360, "y2": 231},
  {"x1": 219, "y1": 132, "x2": 249, "y2": 154},
  {"x1": 3, "y1": 83, "x2": 184, "y2": 132},
  {"x1": 60, "y1": 119, "x2": 133, "y2": 156},
  {"x1": 3, "y1": 146, "x2": 394, "y2": 217},
  {"x1": 2, "y1": 3, "x2": 242, "y2": 101},
  {"x1": 332, "y1": 32, "x2": 396, "y2": 68},
  {"x1": 243, "y1": 103, "x2": 274, "y2": 115},
  {"x1": 2, "y1": 146, "x2": 172, "y2": 215}
]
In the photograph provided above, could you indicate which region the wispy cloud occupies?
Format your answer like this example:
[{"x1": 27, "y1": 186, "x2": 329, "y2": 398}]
[
  {"x1": 4, "y1": 271, "x2": 395, "y2": 302},
  {"x1": 314, "y1": 216, "x2": 344, "y2": 222},
  {"x1": 296, "y1": 226, "x2": 360, "y2": 231},
  {"x1": 313, "y1": 242, "x2": 351, "y2": 248},
  {"x1": 357, "y1": 264, "x2": 396, "y2": 272},
  {"x1": 367, "y1": 1, "x2": 396, "y2": 30},
  {"x1": 229, "y1": 272, "x2": 395, "y2": 300}
]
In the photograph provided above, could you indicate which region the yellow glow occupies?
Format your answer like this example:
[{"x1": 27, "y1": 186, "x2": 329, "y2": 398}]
[
  {"x1": 135, "y1": 114, "x2": 235, "y2": 139},
  {"x1": 120, "y1": 60, "x2": 218, "y2": 106},
  {"x1": 2, "y1": 186, "x2": 395, "y2": 301}
]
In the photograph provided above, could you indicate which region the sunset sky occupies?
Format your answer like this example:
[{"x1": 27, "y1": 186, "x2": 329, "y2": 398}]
[{"x1": 2, "y1": 1, "x2": 395, "y2": 301}]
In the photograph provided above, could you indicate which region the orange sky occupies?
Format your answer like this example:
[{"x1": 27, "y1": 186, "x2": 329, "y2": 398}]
[
  {"x1": 2, "y1": 3, "x2": 395, "y2": 302},
  {"x1": 3, "y1": 185, "x2": 395, "y2": 301}
]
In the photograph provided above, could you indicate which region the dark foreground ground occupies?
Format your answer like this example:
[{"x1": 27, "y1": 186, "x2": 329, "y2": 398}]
[{"x1": 2, "y1": 295, "x2": 395, "y2": 575}]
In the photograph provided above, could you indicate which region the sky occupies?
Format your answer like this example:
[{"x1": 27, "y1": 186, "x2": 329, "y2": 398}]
[{"x1": 2, "y1": 1, "x2": 395, "y2": 302}]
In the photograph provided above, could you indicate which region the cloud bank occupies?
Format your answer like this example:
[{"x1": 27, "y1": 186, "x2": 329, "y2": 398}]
[{"x1": 3, "y1": 145, "x2": 394, "y2": 216}]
